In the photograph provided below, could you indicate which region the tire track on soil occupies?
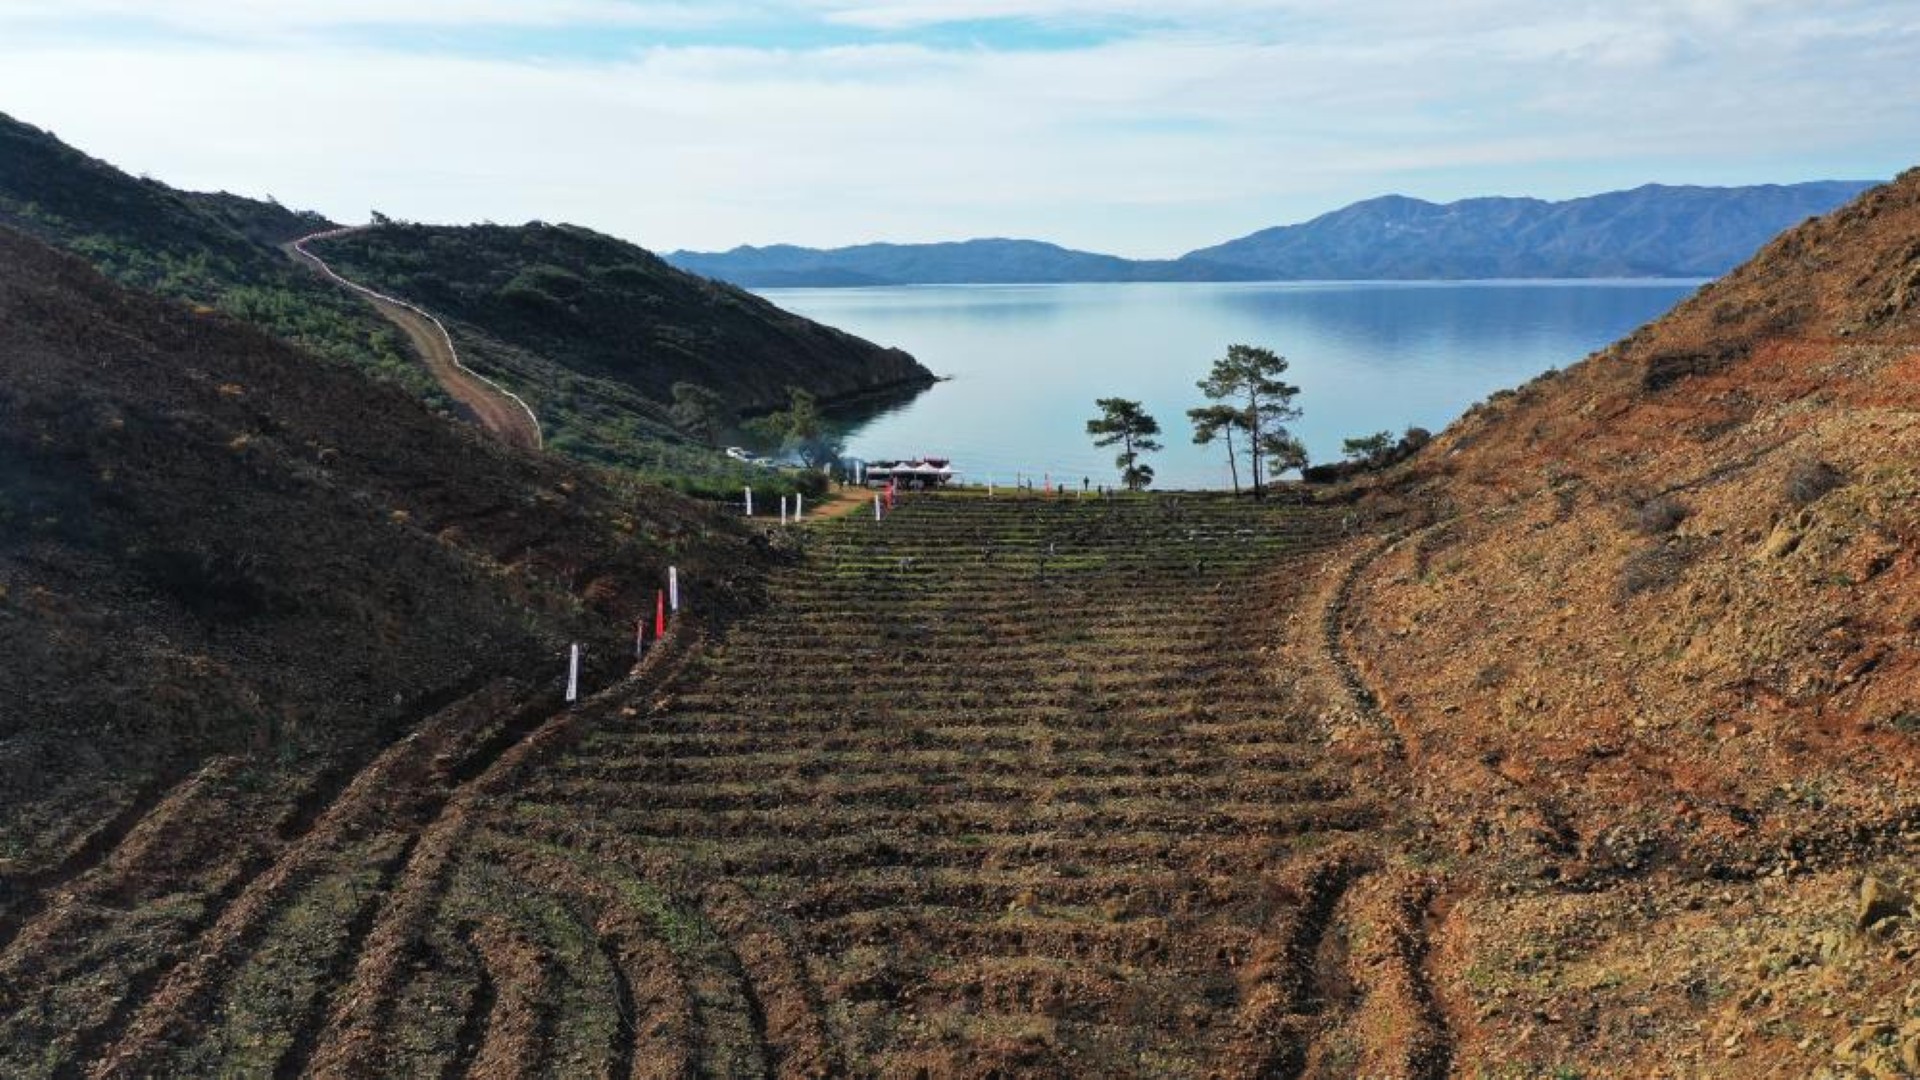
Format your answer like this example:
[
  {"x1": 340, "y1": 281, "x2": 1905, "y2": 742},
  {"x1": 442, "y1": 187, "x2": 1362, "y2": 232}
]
[
  {"x1": 298, "y1": 623, "x2": 705, "y2": 1078},
  {"x1": 0, "y1": 677, "x2": 521, "y2": 1074},
  {"x1": 0, "y1": 765, "x2": 203, "y2": 956},
  {"x1": 442, "y1": 927, "x2": 495, "y2": 1080},
  {"x1": 1221, "y1": 849, "x2": 1375, "y2": 1078},
  {"x1": 83, "y1": 683, "x2": 543, "y2": 1078},
  {"x1": 485, "y1": 841, "x2": 701, "y2": 1080},
  {"x1": 1315, "y1": 527, "x2": 1462, "y2": 1078}
]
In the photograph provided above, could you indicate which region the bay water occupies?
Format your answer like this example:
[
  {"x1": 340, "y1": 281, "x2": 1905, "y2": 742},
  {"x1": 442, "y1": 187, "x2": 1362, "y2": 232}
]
[{"x1": 762, "y1": 280, "x2": 1703, "y2": 491}]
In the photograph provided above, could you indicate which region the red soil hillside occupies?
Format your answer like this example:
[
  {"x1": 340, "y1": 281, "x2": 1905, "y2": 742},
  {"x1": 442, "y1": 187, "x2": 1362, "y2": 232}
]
[{"x1": 1329, "y1": 168, "x2": 1920, "y2": 1074}]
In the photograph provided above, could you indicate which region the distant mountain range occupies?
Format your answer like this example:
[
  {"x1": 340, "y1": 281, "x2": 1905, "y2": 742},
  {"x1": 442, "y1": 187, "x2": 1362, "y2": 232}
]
[
  {"x1": 665, "y1": 238, "x2": 1240, "y2": 287},
  {"x1": 668, "y1": 181, "x2": 1880, "y2": 287}
]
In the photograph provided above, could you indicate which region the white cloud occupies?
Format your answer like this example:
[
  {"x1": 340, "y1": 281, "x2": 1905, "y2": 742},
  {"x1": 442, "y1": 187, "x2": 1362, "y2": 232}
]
[
  {"x1": 0, "y1": 2, "x2": 1914, "y2": 256},
  {"x1": 0, "y1": 0, "x2": 733, "y2": 32}
]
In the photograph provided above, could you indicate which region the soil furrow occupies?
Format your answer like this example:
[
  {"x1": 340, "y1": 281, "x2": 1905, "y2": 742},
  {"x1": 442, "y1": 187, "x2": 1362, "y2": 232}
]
[
  {"x1": 442, "y1": 927, "x2": 496, "y2": 1080},
  {"x1": 466, "y1": 915, "x2": 554, "y2": 1078},
  {"x1": 0, "y1": 765, "x2": 197, "y2": 954},
  {"x1": 301, "y1": 625, "x2": 703, "y2": 1078}
]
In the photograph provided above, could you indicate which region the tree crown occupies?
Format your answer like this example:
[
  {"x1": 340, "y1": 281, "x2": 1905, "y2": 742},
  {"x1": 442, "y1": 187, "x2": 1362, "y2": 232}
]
[{"x1": 1086, "y1": 397, "x2": 1163, "y2": 448}]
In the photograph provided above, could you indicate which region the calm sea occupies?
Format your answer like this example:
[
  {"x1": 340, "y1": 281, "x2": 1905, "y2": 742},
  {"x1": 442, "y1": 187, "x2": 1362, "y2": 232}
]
[{"x1": 760, "y1": 280, "x2": 1703, "y2": 491}]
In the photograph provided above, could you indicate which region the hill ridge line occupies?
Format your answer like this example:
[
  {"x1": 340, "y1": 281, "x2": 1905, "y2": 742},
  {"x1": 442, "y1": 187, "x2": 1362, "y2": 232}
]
[{"x1": 289, "y1": 226, "x2": 545, "y2": 449}]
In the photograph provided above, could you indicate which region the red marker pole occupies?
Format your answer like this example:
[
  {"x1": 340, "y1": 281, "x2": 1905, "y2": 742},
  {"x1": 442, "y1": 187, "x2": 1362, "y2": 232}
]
[{"x1": 655, "y1": 590, "x2": 666, "y2": 637}]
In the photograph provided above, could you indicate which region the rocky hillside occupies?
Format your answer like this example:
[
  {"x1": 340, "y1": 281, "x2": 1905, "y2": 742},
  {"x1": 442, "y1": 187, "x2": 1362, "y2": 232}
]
[
  {"x1": 0, "y1": 224, "x2": 763, "y2": 888},
  {"x1": 1328, "y1": 169, "x2": 1920, "y2": 1075}
]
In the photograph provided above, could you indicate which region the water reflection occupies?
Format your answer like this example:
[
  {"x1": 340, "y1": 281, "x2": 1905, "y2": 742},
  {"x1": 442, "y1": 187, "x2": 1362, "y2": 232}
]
[{"x1": 766, "y1": 280, "x2": 1702, "y2": 489}]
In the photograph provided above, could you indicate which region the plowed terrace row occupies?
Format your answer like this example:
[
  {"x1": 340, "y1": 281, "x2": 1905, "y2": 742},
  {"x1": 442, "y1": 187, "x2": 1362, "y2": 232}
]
[{"x1": 2, "y1": 492, "x2": 1449, "y2": 1078}]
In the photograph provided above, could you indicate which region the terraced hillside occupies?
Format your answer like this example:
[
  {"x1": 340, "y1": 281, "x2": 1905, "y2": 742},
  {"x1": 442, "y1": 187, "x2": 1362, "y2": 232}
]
[
  {"x1": 373, "y1": 493, "x2": 1437, "y2": 1079},
  {"x1": 511, "y1": 494, "x2": 1374, "y2": 1077},
  {"x1": 484, "y1": 493, "x2": 1446, "y2": 1078},
  {"x1": 2, "y1": 490, "x2": 1456, "y2": 1077}
]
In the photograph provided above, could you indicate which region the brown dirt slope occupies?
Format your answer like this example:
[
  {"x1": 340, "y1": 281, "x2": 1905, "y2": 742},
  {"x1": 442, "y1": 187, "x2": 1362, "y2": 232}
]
[{"x1": 1334, "y1": 168, "x2": 1920, "y2": 1074}]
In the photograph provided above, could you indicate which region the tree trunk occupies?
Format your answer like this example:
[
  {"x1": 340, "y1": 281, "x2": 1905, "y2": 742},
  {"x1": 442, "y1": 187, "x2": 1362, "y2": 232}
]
[
  {"x1": 1224, "y1": 424, "x2": 1240, "y2": 495},
  {"x1": 1245, "y1": 390, "x2": 1264, "y2": 498}
]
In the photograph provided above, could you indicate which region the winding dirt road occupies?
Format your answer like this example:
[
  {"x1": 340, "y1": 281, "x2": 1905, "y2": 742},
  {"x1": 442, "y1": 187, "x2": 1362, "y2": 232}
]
[{"x1": 288, "y1": 228, "x2": 543, "y2": 450}]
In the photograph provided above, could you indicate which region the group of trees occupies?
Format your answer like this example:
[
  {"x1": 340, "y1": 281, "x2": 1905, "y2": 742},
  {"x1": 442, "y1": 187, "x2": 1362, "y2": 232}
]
[
  {"x1": 1086, "y1": 344, "x2": 1305, "y2": 494},
  {"x1": 671, "y1": 381, "x2": 845, "y2": 468},
  {"x1": 1089, "y1": 344, "x2": 1436, "y2": 493},
  {"x1": 680, "y1": 343, "x2": 1420, "y2": 498}
]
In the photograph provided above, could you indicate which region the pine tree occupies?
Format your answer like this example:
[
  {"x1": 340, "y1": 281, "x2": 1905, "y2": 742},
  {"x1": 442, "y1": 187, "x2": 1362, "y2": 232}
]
[
  {"x1": 1086, "y1": 398, "x2": 1163, "y2": 491},
  {"x1": 1195, "y1": 345, "x2": 1302, "y2": 497}
]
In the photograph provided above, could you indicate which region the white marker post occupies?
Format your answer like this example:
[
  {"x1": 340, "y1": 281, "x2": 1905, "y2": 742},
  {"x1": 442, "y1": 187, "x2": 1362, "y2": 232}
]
[
  {"x1": 780, "y1": 496, "x2": 788, "y2": 526},
  {"x1": 566, "y1": 643, "x2": 581, "y2": 703},
  {"x1": 874, "y1": 493, "x2": 883, "y2": 521},
  {"x1": 744, "y1": 486, "x2": 754, "y2": 517},
  {"x1": 988, "y1": 475, "x2": 995, "y2": 497},
  {"x1": 796, "y1": 493, "x2": 804, "y2": 521},
  {"x1": 669, "y1": 566, "x2": 680, "y2": 612}
]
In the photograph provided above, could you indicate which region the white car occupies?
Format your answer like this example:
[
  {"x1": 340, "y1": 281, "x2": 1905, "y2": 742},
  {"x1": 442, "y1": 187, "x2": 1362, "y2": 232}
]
[{"x1": 725, "y1": 446, "x2": 779, "y2": 468}]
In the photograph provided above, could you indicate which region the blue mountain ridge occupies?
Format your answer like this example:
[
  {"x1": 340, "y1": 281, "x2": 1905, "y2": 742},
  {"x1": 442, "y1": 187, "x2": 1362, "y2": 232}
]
[{"x1": 668, "y1": 181, "x2": 1879, "y2": 287}]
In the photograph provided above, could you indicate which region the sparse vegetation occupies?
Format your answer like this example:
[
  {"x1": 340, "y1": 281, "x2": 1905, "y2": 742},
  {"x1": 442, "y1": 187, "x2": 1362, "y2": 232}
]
[
  {"x1": 5, "y1": 99, "x2": 1919, "y2": 1080},
  {"x1": 1301, "y1": 426, "x2": 1431, "y2": 484},
  {"x1": 1342, "y1": 430, "x2": 1396, "y2": 464},
  {"x1": 1631, "y1": 494, "x2": 1691, "y2": 535},
  {"x1": 1616, "y1": 541, "x2": 1696, "y2": 598},
  {"x1": 1783, "y1": 457, "x2": 1846, "y2": 506}
]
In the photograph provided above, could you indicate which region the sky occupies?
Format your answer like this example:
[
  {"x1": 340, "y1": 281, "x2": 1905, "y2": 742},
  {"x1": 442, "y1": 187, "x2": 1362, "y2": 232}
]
[{"x1": 0, "y1": 1, "x2": 1915, "y2": 258}]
